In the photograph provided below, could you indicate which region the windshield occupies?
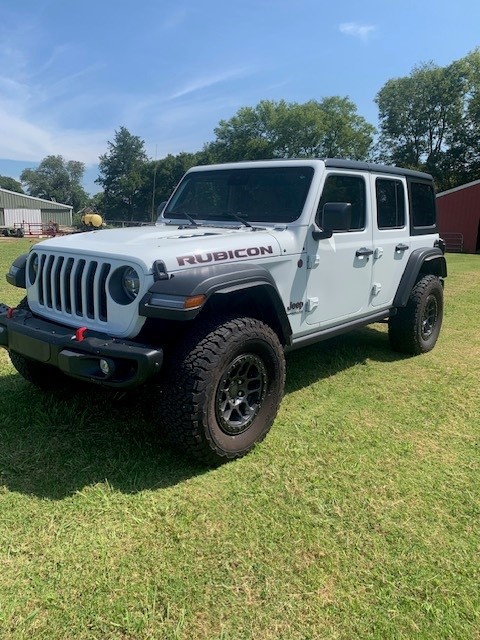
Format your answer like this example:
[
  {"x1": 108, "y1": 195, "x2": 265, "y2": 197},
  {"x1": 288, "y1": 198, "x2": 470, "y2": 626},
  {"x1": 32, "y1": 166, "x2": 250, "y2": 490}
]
[{"x1": 163, "y1": 166, "x2": 314, "y2": 224}]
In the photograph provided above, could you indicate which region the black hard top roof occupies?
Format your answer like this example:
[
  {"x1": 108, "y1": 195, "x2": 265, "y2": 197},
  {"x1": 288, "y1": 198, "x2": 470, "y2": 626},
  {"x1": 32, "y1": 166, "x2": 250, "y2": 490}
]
[
  {"x1": 324, "y1": 158, "x2": 433, "y2": 181},
  {"x1": 191, "y1": 158, "x2": 434, "y2": 182}
]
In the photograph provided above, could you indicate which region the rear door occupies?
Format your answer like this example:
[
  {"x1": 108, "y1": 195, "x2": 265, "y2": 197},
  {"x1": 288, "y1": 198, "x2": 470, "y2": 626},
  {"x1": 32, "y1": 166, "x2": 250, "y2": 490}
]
[{"x1": 370, "y1": 175, "x2": 410, "y2": 308}]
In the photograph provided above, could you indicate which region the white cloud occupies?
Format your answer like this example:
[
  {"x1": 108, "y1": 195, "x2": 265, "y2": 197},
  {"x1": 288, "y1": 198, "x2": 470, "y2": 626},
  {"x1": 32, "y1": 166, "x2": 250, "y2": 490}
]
[
  {"x1": 169, "y1": 68, "x2": 250, "y2": 100},
  {"x1": 0, "y1": 35, "x2": 109, "y2": 164},
  {"x1": 0, "y1": 75, "x2": 30, "y2": 104},
  {"x1": 161, "y1": 8, "x2": 187, "y2": 30},
  {"x1": 0, "y1": 19, "x2": 249, "y2": 167},
  {"x1": 0, "y1": 103, "x2": 109, "y2": 164},
  {"x1": 34, "y1": 44, "x2": 71, "y2": 76},
  {"x1": 339, "y1": 22, "x2": 376, "y2": 42},
  {"x1": 0, "y1": 23, "x2": 248, "y2": 165}
]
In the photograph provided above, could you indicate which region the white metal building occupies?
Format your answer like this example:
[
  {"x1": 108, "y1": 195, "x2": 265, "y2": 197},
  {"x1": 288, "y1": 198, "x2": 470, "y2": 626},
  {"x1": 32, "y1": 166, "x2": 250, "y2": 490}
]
[{"x1": 0, "y1": 188, "x2": 73, "y2": 235}]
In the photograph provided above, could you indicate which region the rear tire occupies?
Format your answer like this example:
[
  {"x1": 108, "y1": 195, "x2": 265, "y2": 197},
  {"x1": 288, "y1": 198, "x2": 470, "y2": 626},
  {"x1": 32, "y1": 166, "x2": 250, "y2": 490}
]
[
  {"x1": 160, "y1": 316, "x2": 286, "y2": 464},
  {"x1": 389, "y1": 275, "x2": 444, "y2": 355}
]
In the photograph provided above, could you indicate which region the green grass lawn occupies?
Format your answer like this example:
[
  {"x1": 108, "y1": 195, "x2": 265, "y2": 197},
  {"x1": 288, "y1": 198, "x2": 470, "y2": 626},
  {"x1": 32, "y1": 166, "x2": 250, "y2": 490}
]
[{"x1": 0, "y1": 239, "x2": 479, "y2": 639}]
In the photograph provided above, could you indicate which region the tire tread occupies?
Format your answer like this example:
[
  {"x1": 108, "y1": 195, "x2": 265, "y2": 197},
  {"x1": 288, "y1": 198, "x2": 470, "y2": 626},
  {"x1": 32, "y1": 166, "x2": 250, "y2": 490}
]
[
  {"x1": 160, "y1": 316, "x2": 285, "y2": 464},
  {"x1": 389, "y1": 274, "x2": 443, "y2": 355}
]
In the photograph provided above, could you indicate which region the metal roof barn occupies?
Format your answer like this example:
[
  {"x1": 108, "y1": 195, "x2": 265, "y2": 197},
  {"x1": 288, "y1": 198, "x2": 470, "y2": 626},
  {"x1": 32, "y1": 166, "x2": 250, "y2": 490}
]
[
  {"x1": 436, "y1": 180, "x2": 480, "y2": 253},
  {"x1": 0, "y1": 188, "x2": 73, "y2": 235}
]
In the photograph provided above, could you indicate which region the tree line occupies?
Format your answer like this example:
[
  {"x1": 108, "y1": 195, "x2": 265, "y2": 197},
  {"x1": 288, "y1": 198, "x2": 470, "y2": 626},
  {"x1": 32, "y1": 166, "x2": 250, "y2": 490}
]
[{"x1": 1, "y1": 49, "x2": 479, "y2": 222}]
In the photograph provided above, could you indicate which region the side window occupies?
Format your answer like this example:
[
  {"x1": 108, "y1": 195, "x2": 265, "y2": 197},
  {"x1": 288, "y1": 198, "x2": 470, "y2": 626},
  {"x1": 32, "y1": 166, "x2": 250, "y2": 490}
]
[
  {"x1": 376, "y1": 178, "x2": 405, "y2": 229},
  {"x1": 409, "y1": 181, "x2": 437, "y2": 232},
  {"x1": 317, "y1": 174, "x2": 366, "y2": 231}
]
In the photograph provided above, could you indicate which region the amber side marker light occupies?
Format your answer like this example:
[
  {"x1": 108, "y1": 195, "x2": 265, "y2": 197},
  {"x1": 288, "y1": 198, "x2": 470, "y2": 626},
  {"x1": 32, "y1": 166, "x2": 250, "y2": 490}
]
[{"x1": 183, "y1": 294, "x2": 206, "y2": 309}]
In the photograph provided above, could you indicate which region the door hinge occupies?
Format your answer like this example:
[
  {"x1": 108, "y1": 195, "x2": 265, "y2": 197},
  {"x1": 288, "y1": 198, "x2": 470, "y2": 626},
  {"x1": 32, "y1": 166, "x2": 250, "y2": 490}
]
[
  {"x1": 306, "y1": 297, "x2": 319, "y2": 312},
  {"x1": 374, "y1": 247, "x2": 383, "y2": 259},
  {"x1": 307, "y1": 254, "x2": 320, "y2": 269},
  {"x1": 371, "y1": 283, "x2": 382, "y2": 296}
]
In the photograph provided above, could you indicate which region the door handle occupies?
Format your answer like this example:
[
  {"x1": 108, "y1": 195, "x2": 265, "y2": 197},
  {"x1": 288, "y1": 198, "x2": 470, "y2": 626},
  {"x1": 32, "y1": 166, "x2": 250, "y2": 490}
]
[
  {"x1": 356, "y1": 247, "x2": 374, "y2": 257},
  {"x1": 395, "y1": 243, "x2": 409, "y2": 252}
]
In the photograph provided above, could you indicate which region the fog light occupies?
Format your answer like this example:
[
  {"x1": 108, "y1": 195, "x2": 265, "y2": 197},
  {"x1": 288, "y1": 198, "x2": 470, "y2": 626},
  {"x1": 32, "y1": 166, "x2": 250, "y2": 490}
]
[{"x1": 99, "y1": 358, "x2": 112, "y2": 376}]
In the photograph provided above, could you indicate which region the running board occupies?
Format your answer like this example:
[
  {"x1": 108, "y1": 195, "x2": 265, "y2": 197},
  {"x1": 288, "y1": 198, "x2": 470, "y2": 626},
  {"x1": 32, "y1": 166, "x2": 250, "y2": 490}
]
[{"x1": 286, "y1": 310, "x2": 392, "y2": 352}]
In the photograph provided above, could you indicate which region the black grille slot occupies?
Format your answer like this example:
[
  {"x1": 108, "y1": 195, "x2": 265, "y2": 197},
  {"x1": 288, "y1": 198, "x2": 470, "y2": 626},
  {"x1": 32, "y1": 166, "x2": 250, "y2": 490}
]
[
  {"x1": 74, "y1": 259, "x2": 86, "y2": 316},
  {"x1": 38, "y1": 254, "x2": 47, "y2": 305},
  {"x1": 44, "y1": 254, "x2": 54, "y2": 308},
  {"x1": 34, "y1": 253, "x2": 116, "y2": 324},
  {"x1": 64, "y1": 258, "x2": 74, "y2": 313},
  {"x1": 98, "y1": 263, "x2": 111, "y2": 321},
  {"x1": 53, "y1": 256, "x2": 64, "y2": 310},
  {"x1": 85, "y1": 261, "x2": 98, "y2": 319}
]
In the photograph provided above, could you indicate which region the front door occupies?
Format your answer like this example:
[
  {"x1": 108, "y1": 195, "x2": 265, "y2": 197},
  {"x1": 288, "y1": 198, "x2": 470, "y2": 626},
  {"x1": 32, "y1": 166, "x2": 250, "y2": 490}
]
[{"x1": 306, "y1": 172, "x2": 373, "y2": 326}]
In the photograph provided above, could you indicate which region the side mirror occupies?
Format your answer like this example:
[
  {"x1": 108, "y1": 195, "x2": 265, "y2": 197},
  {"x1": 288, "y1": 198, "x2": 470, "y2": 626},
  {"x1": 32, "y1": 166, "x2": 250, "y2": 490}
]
[
  {"x1": 312, "y1": 202, "x2": 352, "y2": 241},
  {"x1": 321, "y1": 202, "x2": 352, "y2": 232},
  {"x1": 312, "y1": 226, "x2": 333, "y2": 241}
]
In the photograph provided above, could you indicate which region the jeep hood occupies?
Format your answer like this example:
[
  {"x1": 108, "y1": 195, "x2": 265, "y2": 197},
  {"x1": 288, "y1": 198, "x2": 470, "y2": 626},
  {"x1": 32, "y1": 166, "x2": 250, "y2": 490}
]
[{"x1": 35, "y1": 225, "x2": 283, "y2": 273}]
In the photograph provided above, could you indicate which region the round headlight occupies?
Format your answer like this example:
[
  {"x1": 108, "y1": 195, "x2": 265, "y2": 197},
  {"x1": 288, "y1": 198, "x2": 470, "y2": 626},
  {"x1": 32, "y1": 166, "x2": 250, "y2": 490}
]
[{"x1": 122, "y1": 267, "x2": 140, "y2": 300}]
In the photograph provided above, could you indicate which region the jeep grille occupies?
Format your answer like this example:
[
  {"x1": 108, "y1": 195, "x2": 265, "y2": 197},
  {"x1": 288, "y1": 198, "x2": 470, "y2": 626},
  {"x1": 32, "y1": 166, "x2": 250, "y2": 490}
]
[
  {"x1": 31, "y1": 253, "x2": 111, "y2": 322},
  {"x1": 26, "y1": 250, "x2": 148, "y2": 338}
]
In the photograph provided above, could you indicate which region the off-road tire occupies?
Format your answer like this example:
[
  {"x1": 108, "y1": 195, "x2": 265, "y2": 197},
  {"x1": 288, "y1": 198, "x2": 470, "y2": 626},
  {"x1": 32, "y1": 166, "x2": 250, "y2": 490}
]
[
  {"x1": 388, "y1": 275, "x2": 444, "y2": 355},
  {"x1": 160, "y1": 316, "x2": 286, "y2": 464},
  {"x1": 9, "y1": 350, "x2": 78, "y2": 391},
  {"x1": 8, "y1": 298, "x2": 78, "y2": 391}
]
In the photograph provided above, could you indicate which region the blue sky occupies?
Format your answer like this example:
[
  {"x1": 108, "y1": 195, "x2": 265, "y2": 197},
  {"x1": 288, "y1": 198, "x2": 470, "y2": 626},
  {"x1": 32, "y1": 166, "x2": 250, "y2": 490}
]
[{"x1": 1, "y1": 0, "x2": 479, "y2": 195}]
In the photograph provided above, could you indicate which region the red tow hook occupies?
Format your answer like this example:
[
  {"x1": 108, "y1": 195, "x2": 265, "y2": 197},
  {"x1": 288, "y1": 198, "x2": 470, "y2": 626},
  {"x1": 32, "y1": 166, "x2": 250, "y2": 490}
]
[
  {"x1": 74, "y1": 327, "x2": 88, "y2": 342},
  {"x1": 6, "y1": 307, "x2": 16, "y2": 319}
]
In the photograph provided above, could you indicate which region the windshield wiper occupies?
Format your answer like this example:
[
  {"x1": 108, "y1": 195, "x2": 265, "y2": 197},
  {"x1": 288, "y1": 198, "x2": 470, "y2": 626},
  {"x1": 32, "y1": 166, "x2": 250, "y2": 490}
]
[
  {"x1": 168, "y1": 209, "x2": 198, "y2": 227},
  {"x1": 223, "y1": 211, "x2": 254, "y2": 228}
]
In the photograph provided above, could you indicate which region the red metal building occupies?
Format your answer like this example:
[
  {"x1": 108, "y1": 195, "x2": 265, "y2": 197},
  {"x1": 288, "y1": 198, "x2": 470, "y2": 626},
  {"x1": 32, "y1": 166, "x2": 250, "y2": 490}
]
[{"x1": 436, "y1": 180, "x2": 480, "y2": 253}]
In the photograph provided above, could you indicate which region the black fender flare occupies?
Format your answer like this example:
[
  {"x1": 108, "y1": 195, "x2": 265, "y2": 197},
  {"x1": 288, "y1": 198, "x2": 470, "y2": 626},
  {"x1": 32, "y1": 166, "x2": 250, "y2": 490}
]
[
  {"x1": 393, "y1": 247, "x2": 447, "y2": 308},
  {"x1": 6, "y1": 253, "x2": 28, "y2": 289},
  {"x1": 139, "y1": 262, "x2": 292, "y2": 345}
]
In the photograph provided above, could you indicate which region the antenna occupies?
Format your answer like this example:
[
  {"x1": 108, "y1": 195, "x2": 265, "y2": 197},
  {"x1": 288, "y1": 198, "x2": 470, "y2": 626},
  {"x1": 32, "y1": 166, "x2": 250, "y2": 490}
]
[{"x1": 151, "y1": 144, "x2": 158, "y2": 223}]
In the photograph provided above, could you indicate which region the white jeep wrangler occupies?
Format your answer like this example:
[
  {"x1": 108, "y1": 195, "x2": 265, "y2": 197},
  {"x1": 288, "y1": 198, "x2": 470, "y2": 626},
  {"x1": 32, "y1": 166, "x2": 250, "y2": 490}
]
[{"x1": 0, "y1": 159, "x2": 446, "y2": 463}]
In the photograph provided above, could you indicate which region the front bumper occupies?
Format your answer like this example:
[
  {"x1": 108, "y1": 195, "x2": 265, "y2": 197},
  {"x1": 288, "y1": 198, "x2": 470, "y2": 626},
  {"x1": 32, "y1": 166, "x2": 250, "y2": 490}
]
[{"x1": 0, "y1": 303, "x2": 163, "y2": 388}]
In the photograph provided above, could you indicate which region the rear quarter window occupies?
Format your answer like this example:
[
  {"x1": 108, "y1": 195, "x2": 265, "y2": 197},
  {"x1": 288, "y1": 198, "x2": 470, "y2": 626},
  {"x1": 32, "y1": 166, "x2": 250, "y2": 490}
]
[{"x1": 409, "y1": 180, "x2": 437, "y2": 235}]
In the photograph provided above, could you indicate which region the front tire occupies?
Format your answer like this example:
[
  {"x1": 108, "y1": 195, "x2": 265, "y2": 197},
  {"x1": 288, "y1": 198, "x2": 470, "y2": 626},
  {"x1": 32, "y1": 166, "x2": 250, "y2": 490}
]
[
  {"x1": 9, "y1": 350, "x2": 78, "y2": 391},
  {"x1": 161, "y1": 317, "x2": 286, "y2": 464},
  {"x1": 389, "y1": 275, "x2": 444, "y2": 355},
  {"x1": 8, "y1": 297, "x2": 79, "y2": 391}
]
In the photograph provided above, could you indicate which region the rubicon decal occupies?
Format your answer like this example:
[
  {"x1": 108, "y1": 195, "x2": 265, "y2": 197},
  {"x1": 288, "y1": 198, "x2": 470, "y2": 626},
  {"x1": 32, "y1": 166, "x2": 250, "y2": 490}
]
[{"x1": 177, "y1": 245, "x2": 274, "y2": 266}]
